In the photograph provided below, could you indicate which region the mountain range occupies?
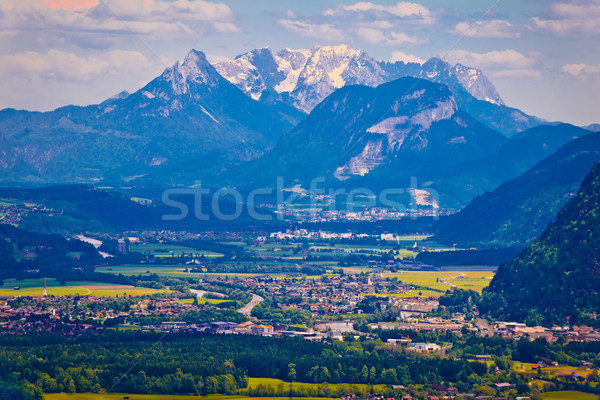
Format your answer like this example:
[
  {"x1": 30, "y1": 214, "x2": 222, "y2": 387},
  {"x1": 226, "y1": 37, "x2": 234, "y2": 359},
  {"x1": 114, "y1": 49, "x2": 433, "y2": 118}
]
[
  {"x1": 434, "y1": 131, "x2": 600, "y2": 247},
  {"x1": 481, "y1": 159, "x2": 600, "y2": 326},
  {"x1": 215, "y1": 45, "x2": 542, "y2": 136},
  {"x1": 0, "y1": 44, "x2": 589, "y2": 210},
  {"x1": 0, "y1": 50, "x2": 302, "y2": 185},
  {"x1": 225, "y1": 77, "x2": 505, "y2": 198}
]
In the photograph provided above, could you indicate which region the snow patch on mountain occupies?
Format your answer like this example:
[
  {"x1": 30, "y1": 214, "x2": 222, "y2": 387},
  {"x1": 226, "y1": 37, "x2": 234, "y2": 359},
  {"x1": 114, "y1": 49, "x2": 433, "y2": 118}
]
[
  {"x1": 162, "y1": 50, "x2": 219, "y2": 96},
  {"x1": 453, "y1": 64, "x2": 504, "y2": 105}
]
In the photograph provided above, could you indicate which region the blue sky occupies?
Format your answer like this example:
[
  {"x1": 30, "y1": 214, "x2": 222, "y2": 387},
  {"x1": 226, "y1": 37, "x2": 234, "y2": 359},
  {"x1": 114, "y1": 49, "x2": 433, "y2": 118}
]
[{"x1": 1, "y1": 0, "x2": 599, "y2": 125}]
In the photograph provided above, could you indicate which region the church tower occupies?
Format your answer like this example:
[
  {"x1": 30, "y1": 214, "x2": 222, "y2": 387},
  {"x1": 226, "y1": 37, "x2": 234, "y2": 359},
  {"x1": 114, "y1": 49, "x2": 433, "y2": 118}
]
[{"x1": 42, "y1": 279, "x2": 48, "y2": 297}]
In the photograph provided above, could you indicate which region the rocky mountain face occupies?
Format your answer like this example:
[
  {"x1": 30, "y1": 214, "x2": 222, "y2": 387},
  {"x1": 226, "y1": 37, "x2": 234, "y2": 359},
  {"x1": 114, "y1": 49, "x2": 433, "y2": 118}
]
[
  {"x1": 227, "y1": 77, "x2": 506, "y2": 202},
  {"x1": 0, "y1": 50, "x2": 302, "y2": 185},
  {"x1": 216, "y1": 45, "x2": 542, "y2": 136}
]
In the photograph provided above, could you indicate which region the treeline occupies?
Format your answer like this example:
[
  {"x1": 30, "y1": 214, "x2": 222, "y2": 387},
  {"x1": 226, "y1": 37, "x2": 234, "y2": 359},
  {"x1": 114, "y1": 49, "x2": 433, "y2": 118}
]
[
  {"x1": 0, "y1": 332, "x2": 491, "y2": 395},
  {"x1": 0, "y1": 377, "x2": 43, "y2": 400},
  {"x1": 0, "y1": 223, "x2": 101, "y2": 280}
]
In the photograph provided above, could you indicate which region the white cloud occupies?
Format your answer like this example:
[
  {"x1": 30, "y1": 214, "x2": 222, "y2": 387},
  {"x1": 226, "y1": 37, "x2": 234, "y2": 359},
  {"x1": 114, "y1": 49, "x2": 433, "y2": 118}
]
[
  {"x1": 446, "y1": 49, "x2": 542, "y2": 79},
  {"x1": 562, "y1": 63, "x2": 600, "y2": 78},
  {"x1": 324, "y1": 1, "x2": 433, "y2": 24},
  {"x1": 390, "y1": 50, "x2": 424, "y2": 64},
  {"x1": 279, "y1": 2, "x2": 430, "y2": 47},
  {"x1": 355, "y1": 28, "x2": 425, "y2": 45},
  {"x1": 531, "y1": 1, "x2": 600, "y2": 36},
  {"x1": 0, "y1": 49, "x2": 161, "y2": 81},
  {"x1": 277, "y1": 18, "x2": 346, "y2": 41},
  {"x1": 451, "y1": 19, "x2": 521, "y2": 38},
  {"x1": 0, "y1": 0, "x2": 239, "y2": 40}
]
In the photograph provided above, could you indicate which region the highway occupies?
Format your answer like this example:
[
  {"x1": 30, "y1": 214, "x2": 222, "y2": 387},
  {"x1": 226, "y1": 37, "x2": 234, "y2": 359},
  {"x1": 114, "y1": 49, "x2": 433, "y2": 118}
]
[{"x1": 238, "y1": 293, "x2": 264, "y2": 316}]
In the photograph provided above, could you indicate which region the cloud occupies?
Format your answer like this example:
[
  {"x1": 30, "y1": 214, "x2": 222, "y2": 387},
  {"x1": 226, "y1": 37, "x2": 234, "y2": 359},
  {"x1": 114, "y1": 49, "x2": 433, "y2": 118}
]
[
  {"x1": 562, "y1": 63, "x2": 600, "y2": 78},
  {"x1": 323, "y1": 1, "x2": 433, "y2": 25},
  {"x1": 40, "y1": 0, "x2": 99, "y2": 11},
  {"x1": 278, "y1": 1, "x2": 431, "y2": 46},
  {"x1": 0, "y1": 49, "x2": 161, "y2": 81},
  {"x1": 531, "y1": 1, "x2": 600, "y2": 36},
  {"x1": 278, "y1": 18, "x2": 345, "y2": 41},
  {"x1": 390, "y1": 50, "x2": 424, "y2": 64},
  {"x1": 446, "y1": 49, "x2": 542, "y2": 79},
  {"x1": 355, "y1": 28, "x2": 426, "y2": 45},
  {"x1": 0, "y1": 0, "x2": 239, "y2": 42},
  {"x1": 451, "y1": 19, "x2": 521, "y2": 38}
]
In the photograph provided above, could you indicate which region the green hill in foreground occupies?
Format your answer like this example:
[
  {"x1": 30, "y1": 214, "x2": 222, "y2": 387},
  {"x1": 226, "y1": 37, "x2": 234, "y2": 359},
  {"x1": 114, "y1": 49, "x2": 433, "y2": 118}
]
[{"x1": 481, "y1": 161, "x2": 600, "y2": 326}]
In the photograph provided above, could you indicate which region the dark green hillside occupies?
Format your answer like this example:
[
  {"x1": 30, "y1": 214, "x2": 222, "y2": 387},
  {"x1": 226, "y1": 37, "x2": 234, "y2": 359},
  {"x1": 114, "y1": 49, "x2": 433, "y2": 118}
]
[
  {"x1": 481, "y1": 160, "x2": 600, "y2": 326},
  {"x1": 434, "y1": 132, "x2": 600, "y2": 248},
  {"x1": 0, "y1": 223, "x2": 100, "y2": 279}
]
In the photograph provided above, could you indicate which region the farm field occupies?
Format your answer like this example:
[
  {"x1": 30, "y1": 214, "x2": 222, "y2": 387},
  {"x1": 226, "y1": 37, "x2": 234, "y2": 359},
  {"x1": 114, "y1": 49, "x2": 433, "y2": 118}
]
[
  {"x1": 380, "y1": 270, "x2": 495, "y2": 297},
  {"x1": 541, "y1": 391, "x2": 597, "y2": 400},
  {"x1": 0, "y1": 278, "x2": 169, "y2": 297},
  {"x1": 130, "y1": 243, "x2": 223, "y2": 258},
  {"x1": 513, "y1": 362, "x2": 592, "y2": 377},
  {"x1": 97, "y1": 265, "x2": 280, "y2": 278},
  {"x1": 247, "y1": 377, "x2": 387, "y2": 394},
  {"x1": 46, "y1": 394, "x2": 337, "y2": 400}
]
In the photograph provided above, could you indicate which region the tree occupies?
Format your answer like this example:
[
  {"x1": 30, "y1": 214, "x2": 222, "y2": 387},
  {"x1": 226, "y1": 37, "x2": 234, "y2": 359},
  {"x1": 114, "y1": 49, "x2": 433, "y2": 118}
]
[
  {"x1": 368, "y1": 367, "x2": 377, "y2": 383},
  {"x1": 360, "y1": 365, "x2": 369, "y2": 383},
  {"x1": 287, "y1": 364, "x2": 297, "y2": 382},
  {"x1": 530, "y1": 386, "x2": 542, "y2": 400}
]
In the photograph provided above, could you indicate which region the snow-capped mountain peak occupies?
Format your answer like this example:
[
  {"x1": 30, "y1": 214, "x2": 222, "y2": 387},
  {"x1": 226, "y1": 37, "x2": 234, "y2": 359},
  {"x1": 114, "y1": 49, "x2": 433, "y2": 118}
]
[
  {"x1": 161, "y1": 49, "x2": 221, "y2": 95},
  {"x1": 453, "y1": 63, "x2": 504, "y2": 105},
  {"x1": 215, "y1": 44, "x2": 504, "y2": 113}
]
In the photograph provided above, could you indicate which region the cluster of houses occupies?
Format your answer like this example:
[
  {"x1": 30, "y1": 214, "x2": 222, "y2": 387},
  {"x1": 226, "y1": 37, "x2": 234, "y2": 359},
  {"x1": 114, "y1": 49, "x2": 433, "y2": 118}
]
[{"x1": 495, "y1": 321, "x2": 600, "y2": 342}]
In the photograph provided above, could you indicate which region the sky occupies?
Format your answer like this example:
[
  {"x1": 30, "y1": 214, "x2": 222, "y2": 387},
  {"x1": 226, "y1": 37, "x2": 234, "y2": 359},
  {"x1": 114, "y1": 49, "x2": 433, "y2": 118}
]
[{"x1": 0, "y1": 0, "x2": 599, "y2": 126}]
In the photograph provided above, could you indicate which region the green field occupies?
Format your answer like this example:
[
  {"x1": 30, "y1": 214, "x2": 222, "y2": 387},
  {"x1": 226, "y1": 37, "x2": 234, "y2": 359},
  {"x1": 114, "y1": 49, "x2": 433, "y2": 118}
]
[
  {"x1": 46, "y1": 394, "x2": 337, "y2": 400},
  {"x1": 512, "y1": 362, "x2": 591, "y2": 378},
  {"x1": 542, "y1": 391, "x2": 597, "y2": 400},
  {"x1": 97, "y1": 265, "x2": 277, "y2": 279},
  {"x1": 247, "y1": 377, "x2": 386, "y2": 394},
  {"x1": 0, "y1": 278, "x2": 169, "y2": 297},
  {"x1": 381, "y1": 270, "x2": 495, "y2": 296},
  {"x1": 130, "y1": 243, "x2": 223, "y2": 258}
]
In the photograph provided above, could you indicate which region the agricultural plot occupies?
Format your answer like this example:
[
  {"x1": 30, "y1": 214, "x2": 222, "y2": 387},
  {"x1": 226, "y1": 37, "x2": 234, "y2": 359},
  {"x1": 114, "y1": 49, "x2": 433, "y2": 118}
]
[
  {"x1": 541, "y1": 391, "x2": 597, "y2": 400},
  {"x1": 0, "y1": 278, "x2": 168, "y2": 297},
  {"x1": 247, "y1": 377, "x2": 388, "y2": 394},
  {"x1": 46, "y1": 394, "x2": 337, "y2": 400},
  {"x1": 381, "y1": 270, "x2": 495, "y2": 297},
  {"x1": 97, "y1": 265, "x2": 277, "y2": 279},
  {"x1": 513, "y1": 362, "x2": 592, "y2": 378},
  {"x1": 130, "y1": 243, "x2": 223, "y2": 258}
]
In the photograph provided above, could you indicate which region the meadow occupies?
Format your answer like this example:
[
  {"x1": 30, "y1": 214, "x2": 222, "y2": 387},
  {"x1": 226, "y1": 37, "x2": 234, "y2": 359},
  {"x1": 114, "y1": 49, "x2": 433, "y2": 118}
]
[
  {"x1": 380, "y1": 269, "x2": 495, "y2": 297},
  {"x1": 0, "y1": 278, "x2": 169, "y2": 297},
  {"x1": 246, "y1": 377, "x2": 387, "y2": 394},
  {"x1": 97, "y1": 265, "x2": 278, "y2": 279},
  {"x1": 46, "y1": 394, "x2": 337, "y2": 400},
  {"x1": 512, "y1": 362, "x2": 592, "y2": 378},
  {"x1": 541, "y1": 391, "x2": 597, "y2": 400},
  {"x1": 129, "y1": 243, "x2": 223, "y2": 258}
]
